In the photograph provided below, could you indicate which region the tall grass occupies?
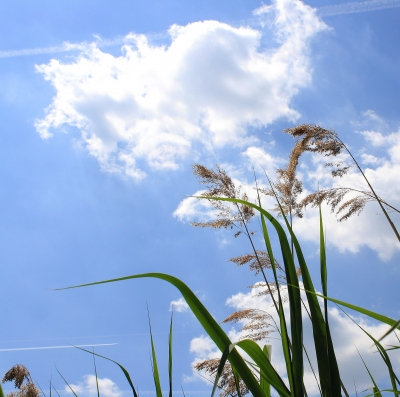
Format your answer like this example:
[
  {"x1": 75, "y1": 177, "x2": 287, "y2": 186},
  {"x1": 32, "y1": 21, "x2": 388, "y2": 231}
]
[{"x1": 58, "y1": 194, "x2": 400, "y2": 397}]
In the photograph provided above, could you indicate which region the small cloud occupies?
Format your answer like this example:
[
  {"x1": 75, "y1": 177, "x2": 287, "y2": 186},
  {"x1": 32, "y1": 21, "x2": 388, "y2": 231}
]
[
  {"x1": 172, "y1": 190, "x2": 217, "y2": 223},
  {"x1": 170, "y1": 297, "x2": 189, "y2": 312},
  {"x1": 241, "y1": 146, "x2": 283, "y2": 175},
  {"x1": 65, "y1": 375, "x2": 122, "y2": 397}
]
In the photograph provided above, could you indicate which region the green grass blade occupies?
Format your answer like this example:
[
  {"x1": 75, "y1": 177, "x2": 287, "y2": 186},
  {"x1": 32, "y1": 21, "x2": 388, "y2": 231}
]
[
  {"x1": 0, "y1": 383, "x2": 4, "y2": 397},
  {"x1": 378, "y1": 318, "x2": 400, "y2": 343},
  {"x1": 260, "y1": 345, "x2": 271, "y2": 397},
  {"x1": 58, "y1": 274, "x2": 265, "y2": 397},
  {"x1": 303, "y1": 344, "x2": 322, "y2": 396},
  {"x1": 210, "y1": 342, "x2": 233, "y2": 397},
  {"x1": 55, "y1": 366, "x2": 78, "y2": 397},
  {"x1": 147, "y1": 308, "x2": 163, "y2": 397},
  {"x1": 169, "y1": 311, "x2": 173, "y2": 397},
  {"x1": 36, "y1": 382, "x2": 46, "y2": 397},
  {"x1": 72, "y1": 345, "x2": 139, "y2": 397},
  {"x1": 93, "y1": 350, "x2": 101, "y2": 397},
  {"x1": 52, "y1": 385, "x2": 61, "y2": 397},
  {"x1": 234, "y1": 340, "x2": 291, "y2": 397},
  {"x1": 290, "y1": 286, "x2": 399, "y2": 329},
  {"x1": 257, "y1": 192, "x2": 294, "y2": 395},
  {"x1": 269, "y1": 189, "x2": 339, "y2": 397},
  {"x1": 338, "y1": 307, "x2": 399, "y2": 392},
  {"x1": 232, "y1": 369, "x2": 242, "y2": 397},
  {"x1": 254, "y1": 189, "x2": 301, "y2": 396},
  {"x1": 212, "y1": 339, "x2": 290, "y2": 397},
  {"x1": 354, "y1": 345, "x2": 382, "y2": 397},
  {"x1": 364, "y1": 390, "x2": 400, "y2": 396}
]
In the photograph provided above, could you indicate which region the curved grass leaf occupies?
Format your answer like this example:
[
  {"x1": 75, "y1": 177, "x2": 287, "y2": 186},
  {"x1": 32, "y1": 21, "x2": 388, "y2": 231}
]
[
  {"x1": 290, "y1": 286, "x2": 398, "y2": 329},
  {"x1": 211, "y1": 339, "x2": 290, "y2": 397},
  {"x1": 57, "y1": 274, "x2": 266, "y2": 397},
  {"x1": 72, "y1": 345, "x2": 139, "y2": 397}
]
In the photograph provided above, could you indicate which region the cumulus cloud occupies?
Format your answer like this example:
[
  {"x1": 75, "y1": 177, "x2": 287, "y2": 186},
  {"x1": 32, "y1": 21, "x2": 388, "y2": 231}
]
[
  {"x1": 170, "y1": 297, "x2": 189, "y2": 312},
  {"x1": 35, "y1": 0, "x2": 327, "y2": 179},
  {"x1": 65, "y1": 375, "x2": 122, "y2": 397},
  {"x1": 188, "y1": 286, "x2": 400, "y2": 395}
]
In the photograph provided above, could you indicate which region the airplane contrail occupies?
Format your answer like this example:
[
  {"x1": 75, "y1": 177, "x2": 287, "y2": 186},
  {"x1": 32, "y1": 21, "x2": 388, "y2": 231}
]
[
  {"x1": 0, "y1": 343, "x2": 117, "y2": 352},
  {"x1": 0, "y1": 0, "x2": 399, "y2": 59},
  {"x1": 318, "y1": 0, "x2": 400, "y2": 16}
]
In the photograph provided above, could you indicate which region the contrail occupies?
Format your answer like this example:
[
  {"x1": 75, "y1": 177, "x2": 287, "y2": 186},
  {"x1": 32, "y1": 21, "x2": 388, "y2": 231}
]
[
  {"x1": 0, "y1": 0, "x2": 399, "y2": 60},
  {"x1": 0, "y1": 343, "x2": 117, "y2": 352},
  {"x1": 318, "y1": 0, "x2": 400, "y2": 17},
  {"x1": 0, "y1": 37, "x2": 125, "y2": 59}
]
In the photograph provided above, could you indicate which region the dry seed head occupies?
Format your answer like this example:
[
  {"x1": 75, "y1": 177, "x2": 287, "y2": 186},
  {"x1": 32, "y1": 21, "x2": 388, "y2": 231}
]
[
  {"x1": 191, "y1": 164, "x2": 256, "y2": 234},
  {"x1": 229, "y1": 250, "x2": 282, "y2": 276},
  {"x1": 300, "y1": 187, "x2": 380, "y2": 221},
  {"x1": 2, "y1": 365, "x2": 31, "y2": 389},
  {"x1": 194, "y1": 358, "x2": 249, "y2": 397},
  {"x1": 6, "y1": 383, "x2": 40, "y2": 397}
]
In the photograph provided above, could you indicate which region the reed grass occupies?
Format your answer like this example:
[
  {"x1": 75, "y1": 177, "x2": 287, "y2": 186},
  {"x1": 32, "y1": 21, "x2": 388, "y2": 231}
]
[{"x1": 55, "y1": 191, "x2": 400, "y2": 397}]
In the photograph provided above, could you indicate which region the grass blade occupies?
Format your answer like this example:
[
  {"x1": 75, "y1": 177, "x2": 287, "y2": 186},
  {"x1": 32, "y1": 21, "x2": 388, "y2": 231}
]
[
  {"x1": 291, "y1": 286, "x2": 399, "y2": 329},
  {"x1": 354, "y1": 345, "x2": 382, "y2": 397},
  {"x1": 55, "y1": 366, "x2": 78, "y2": 397},
  {"x1": 232, "y1": 369, "x2": 242, "y2": 397},
  {"x1": 257, "y1": 190, "x2": 294, "y2": 394},
  {"x1": 58, "y1": 274, "x2": 265, "y2": 397},
  {"x1": 338, "y1": 307, "x2": 399, "y2": 392},
  {"x1": 72, "y1": 345, "x2": 139, "y2": 397},
  {"x1": 378, "y1": 318, "x2": 400, "y2": 343},
  {"x1": 93, "y1": 350, "x2": 100, "y2": 397},
  {"x1": 169, "y1": 311, "x2": 173, "y2": 397},
  {"x1": 234, "y1": 340, "x2": 290, "y2": 397},
  {"x1": 147, "y1": 308, "x2": 163, "y2": 397},
  {"x1": 255, "y1": 188, "x2": 300, "y2": 396},
  {"x1": 36, "y1": 382, "x2": 46, "y2": 397},
  {"x1": 52, "y1": 385, "x2": 61, "y2": 397},
  {"x1": 260, "y1": 345, "x2": 271, "y2": 397},
  {"x1": 0, "y1": 383, "x2": 4, "y2": 397}
]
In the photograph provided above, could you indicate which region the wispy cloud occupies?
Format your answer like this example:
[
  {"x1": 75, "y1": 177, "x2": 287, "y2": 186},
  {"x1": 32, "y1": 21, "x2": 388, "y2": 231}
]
[
  {"x1": 0, "y1": 36, "x2": 138, "y2": 59},
  {"x1": 318, "y1": 0, "x2": 400, "y2": 17},
  {"x1": 0, "y1": 343, "x2": 117, "y2": 352}
]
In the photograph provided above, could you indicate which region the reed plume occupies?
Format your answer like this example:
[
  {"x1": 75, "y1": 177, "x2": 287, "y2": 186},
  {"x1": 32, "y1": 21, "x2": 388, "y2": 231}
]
[{"x1": 2, "y1": 365, "x2": 40, "y2": 397}]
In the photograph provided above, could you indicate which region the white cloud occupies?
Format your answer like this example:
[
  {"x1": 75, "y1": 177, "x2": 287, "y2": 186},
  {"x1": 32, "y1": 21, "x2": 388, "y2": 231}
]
[
  {"x1": 173, "y1": 190, "x2": 218, "y2": 223},
  {"x1": 188, "y1": 285, "x2": 400, "y2": 395},
  {"x1": 65, "y1": 375, "x2": 122, "y2": 397},
  {"x1": 241, "y1": 146, "x2": 283, "y2": 175},
  {"x1": 170, "y1": 297, "x2": 189, "y2": 312},
  {"x1": 361, "y1": 153, "x2": 383, "y2": 165},
  {"x1": 35, "y1": 0, "x2": 327, "y2": 179}
]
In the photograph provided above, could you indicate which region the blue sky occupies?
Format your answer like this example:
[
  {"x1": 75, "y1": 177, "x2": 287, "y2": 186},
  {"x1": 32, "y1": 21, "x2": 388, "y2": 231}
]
[{"x1": 1, "y1": 0, "x2": 400, "y2": 396}]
